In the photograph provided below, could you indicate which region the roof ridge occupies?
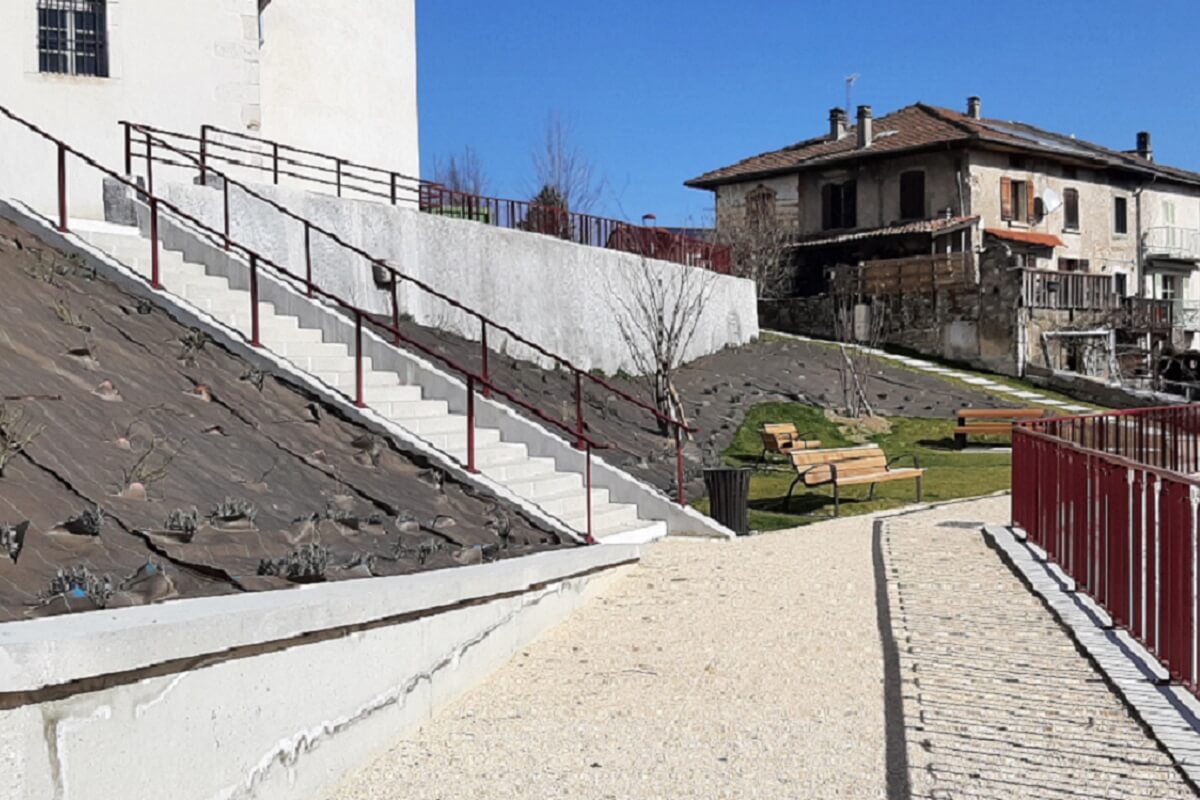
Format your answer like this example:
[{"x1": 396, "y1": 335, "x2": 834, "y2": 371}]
[{"x1": 915, "y1": 103, "x2": 981, "y2": 138}]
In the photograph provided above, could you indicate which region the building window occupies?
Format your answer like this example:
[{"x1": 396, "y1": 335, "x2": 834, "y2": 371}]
[
  {"x1": 38, "y1": 0, "x2": 108, "y2": 77},
  {"x1": 745, "y1": 185, "x2": 777, "y2": 228},
  {"x1": 1058, "y1": 258, "x2": 1089, "y2": 272},
  {"x1": 821, "y1": 180, "x2": 856, "y2": 230},
  {"x1": 1115, "y1": 273, "x2": 1128, "y2": 296},
  {"x1": 1001, "y1": 177, "x2": 1033, "y2": 223},
  {"x1": 899, "y1": 170, "x2": 925, "y2": 220},
  {"x1": 1114, "y1": 196, "x2": 1128, "y2": 234},
  {"x1": 1063, "y1": 188, "x2": 1080, "y2": 231},
  {"x1": 1161, "y1": 274, "x2": 1178, "y2": 301}
]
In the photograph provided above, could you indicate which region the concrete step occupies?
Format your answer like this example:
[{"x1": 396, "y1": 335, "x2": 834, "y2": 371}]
[
  {"x1": 448, "y1": 440, "x2": 527, "y2": 468},
  {"x1": 536, "y1": 486, "x2": 610, "y2": 517},
  {"x1": 566, "y1": 502, "x2": 639, "y2": 533},
  {"x1": 595, "y1": 519, "x2": 668, "y2": 544},
  {"x1": 362, "y1": 384, "x2": 423, "y2": 404},
  {"x1": 315, "y1": 369, "x2": 402, "y2": 389},
  {"x1": 424, "y1": 426, "x2": 502, "y2": 452},
  {"x1": 479, "y1": 454, "x2": 556, "y2": 482},
  {"x1": 502, "y1": 471, "x2": 582, "y2": 499},
  {"x1": 403, "y1": 413, "x2": 472, "y2": 436},
  {"x1": 379, "y1": 399, "x2": 449, "y2": 420},
  {"x1": 271, "y1": 340, "x2": 348, "y2": 358},
  {"x1": 287, "y1": 353, "x2": 372, "y2": 374}
]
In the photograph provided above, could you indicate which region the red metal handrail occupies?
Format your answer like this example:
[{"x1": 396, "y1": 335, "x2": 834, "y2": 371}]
[
  {"x1": 190, "y1": 123, "x2": 730, "y2": 271},
  {"x1": 1013, "y1": 404, "x2": 1200, "y2": 696},
  {"x1": 123, "y1": 120, "x2": 697, "y2": 505},
  {"x1": 0, "y1": 103, "x2": 608, "y2": 543}
]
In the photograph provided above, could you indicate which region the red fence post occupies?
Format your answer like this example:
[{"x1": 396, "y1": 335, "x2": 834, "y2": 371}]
[
  {"x1": 222, "y1": 180, "x2": 230, "y2": 251},
  {"x1": 675, "y1": 424, "x2": 685, "y2": 505},
  {"x1": 335, "y1": 158, "x2": 342, "y2": 197},
  {"x1": 144, "y1": 131, "x2": 154, "y2": 195},
  {"x1": 123, "y1": 122, "x2": 132, "y2": 176},
  {"x1": 585, "y1": 443, "x2": 595, "y2": 544},
  {"x1": 272, "y1": 142, "x2": 279, "y2": 185},
  {"x1": 390, "y1": 276, "x2": 401, "y2": 346},
  {"x1": 574, "y1": 370, "x2": 584, "y2": 449},
  {"x1": 56, "y1": 144, "x2": 67, "y2": 232},
  {"x1": 148, "y1": 197, "x2": 160, "y2": 289},
  {"x1": 466, "y1": 376, "x2": 477, "y2": 473},
  {"x1": 248, "y1": 253, "x2": 260, "y2": 347},
  {"x1": 303, "y1": 222, "x2": 313, "y2": 298},
  {"x1": 480, "y1": 320, "x2": 490, "y2": 399},
  {"x1": 354, "y1": 311, "x2": 365, "y2": 408},
  {"x1": 199, "y1": 125, "x2": 208, "y2": 186},
  {"x1": 390, "y1": 173, "x2": 397, "y2": 205}
]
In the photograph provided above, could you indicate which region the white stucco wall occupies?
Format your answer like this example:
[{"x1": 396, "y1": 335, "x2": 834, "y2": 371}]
[
  {"x1": 160, "y1": 181, "x2": 761, "y2": 375},
  {"x1": 257, "y1": 0, "x2": 420, "y2": 184},
  {"x1": 0, "y1": 546, "x2": 638, "y2": 800},
  {"x1": 0, "y1": 0, "x2": 261, "y2": 219}
]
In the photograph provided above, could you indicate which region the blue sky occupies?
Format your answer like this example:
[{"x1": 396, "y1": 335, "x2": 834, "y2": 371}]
[{"x1": 417, "y1": 0, "x2": 1200, "y2": 226}]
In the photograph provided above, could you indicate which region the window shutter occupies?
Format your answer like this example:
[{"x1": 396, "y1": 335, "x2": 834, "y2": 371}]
[
  {"x1": 844, "y1": 180, "x2": 857, "y2": 228},
  {"x1": 821, "y1": 184, "x2": 833, "y2": 230},
  {"x1": 1080, "y1": 259, "x2": 1090, "y2": 272},
  {"x1": 1000, "y1": 177, "x2": 1013, "y2": 221},
  {"x1": 1026, "y1": 181, "x2": 1036, "y2": 223}
]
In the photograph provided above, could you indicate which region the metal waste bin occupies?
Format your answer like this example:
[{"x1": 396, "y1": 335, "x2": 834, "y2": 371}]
[{"x1": 703, "y1": 467, "x2": 751, "y2": 535}]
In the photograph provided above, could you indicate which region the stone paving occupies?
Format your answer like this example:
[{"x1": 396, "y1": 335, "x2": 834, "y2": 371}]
[
  {"x1": 330, "y1": 497, "x2": 1196, "y2": 799},
  {"x1": 883, "y1": 498, "x2": 1195, "y2": 798}
]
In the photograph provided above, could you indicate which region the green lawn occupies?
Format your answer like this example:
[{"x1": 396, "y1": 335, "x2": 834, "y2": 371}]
[{"x1": 694, "y1": 402, "x2": 1012, "y2": 531}]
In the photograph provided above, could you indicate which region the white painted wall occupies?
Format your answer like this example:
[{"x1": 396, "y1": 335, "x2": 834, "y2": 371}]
[
  {"x1": 257, "y1": 0, "x2": 420, "y2": 184},
  {"x1": 0, "y1": 0, "x2": 420, "y2": 220},
  {"x1": 0, "y1": 545, "x2": 638, "y2": 800},
  {"x1": 160, "y1": 181, "x2": 761, "y2": 375}
]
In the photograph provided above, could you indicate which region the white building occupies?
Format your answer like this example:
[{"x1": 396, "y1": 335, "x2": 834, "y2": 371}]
[{"x1": 0, "y1": 0, "x2": 420, "y2": 218}]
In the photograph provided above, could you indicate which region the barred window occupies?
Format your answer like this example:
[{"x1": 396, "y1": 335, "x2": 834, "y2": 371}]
[{"x1": 38, "y1": 0, "x2": 108, "y2": 77}]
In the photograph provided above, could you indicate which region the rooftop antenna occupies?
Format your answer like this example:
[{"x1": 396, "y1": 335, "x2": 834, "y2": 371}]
[{"x1": 844, "y1": 73, "x2": 860, "y2": 119}]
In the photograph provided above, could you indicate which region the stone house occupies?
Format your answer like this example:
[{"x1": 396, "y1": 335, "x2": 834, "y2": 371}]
[{"x1": 686, "y1": 98, "x2": 1200, "y2": 380}]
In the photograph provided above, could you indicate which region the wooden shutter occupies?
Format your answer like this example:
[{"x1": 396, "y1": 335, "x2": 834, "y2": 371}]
[
  {"x1": 821, "y1": 184, "x2": 833, "y2": 230},
  {"x1": 843, "y1": 180, "x2": 857, "y2": 228},
  {"x1": 1000, "y1": 177, "x2": 1013, "y2": 221},
  {"x1": 1026, "y1": 181, "x2": 1036, "y2": 223}
]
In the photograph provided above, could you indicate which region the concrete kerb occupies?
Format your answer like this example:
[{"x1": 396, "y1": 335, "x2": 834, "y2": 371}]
[{"x1": 982, "y1": 522, "x2": 1200, "y2": 790}]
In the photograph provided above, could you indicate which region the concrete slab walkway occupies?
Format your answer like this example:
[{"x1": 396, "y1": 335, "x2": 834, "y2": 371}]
[{"x1": 330, "y1": 498, "x2": 1196, "y2": 799}]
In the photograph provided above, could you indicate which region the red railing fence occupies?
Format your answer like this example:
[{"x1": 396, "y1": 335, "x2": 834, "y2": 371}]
[
  {"x1": 0, "y1": 102, "x2": 623, "y2": 543},
  {"x1": 146, "y1": 122, "x2": 731, "y2": 272},
  {"x1": 1013, "y1": 404, "x2": 1200, "y2": 694},
  {"x1": 120, "y1": 120, "x2": 698, "y2": 508}
]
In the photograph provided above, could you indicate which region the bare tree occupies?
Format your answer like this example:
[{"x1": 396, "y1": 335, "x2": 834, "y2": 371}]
[
  {"x1": 830, "y1": 269, "x2": 887, "y2": 418},
  {"x1": 532, "y1": 113, "x2": 602, "y2": 215},
  {"x1": 717, "y1": 212, "x2": 795, "y2": 298},
  {"x1": 433, "y1": 146, "x2": 488, "y2": 195},
  {"x1": 608, "y1": 258, "x2": 716, "y2": 434}
]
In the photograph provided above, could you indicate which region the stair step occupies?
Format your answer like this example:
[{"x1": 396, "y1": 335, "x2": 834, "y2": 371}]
[
  {"x1": 425, "y1": 427, "x2": 502, "y2": 452},
  {"x1": 315, "y1": 369, "x2": 401, "y2": 389},
  {"x1": 448, "y1": 440, "x2": 527, "y2": 468},
  {"x1": 479, "y1": 455, "x2": 556, "y2": 482},
  {"x1": 402, "y1": 413, "x2": 470, "y2": 436},
  {"x1": 288, "y1": 354, "x2": 372, "y2": 373},
  {"x1": 502, "y1": 471, "x2": 582, "y2": 499},
  {"x1": 566, "y1": 502, "x2": 639, "y2": 533},
  {"x1": 536, "y1": 487, "x2": 610, "y2": 516},
  {"x1": 271, "y1": 340, "x2": 347, "y2": 358},
  {"x1": 362, "y1": 384, "x2": 423, "y2": 403},
  {"x1": 379, "y1": 399, "x2": 449, "y2": 420}
]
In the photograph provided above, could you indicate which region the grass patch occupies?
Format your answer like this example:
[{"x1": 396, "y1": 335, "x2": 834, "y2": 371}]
[{"x1": 699, "y1": 402, "x2": 1011, "y2": 532}]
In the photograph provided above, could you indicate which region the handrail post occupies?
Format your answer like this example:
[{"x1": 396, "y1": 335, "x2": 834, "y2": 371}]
[
  {"x1": 335, "y1": 158, "x2": 342, "y2": 197},
  {"x1": 675, "y1": 424, "x2": 685, "y2": 505},
  {"x1": 148, "y1": 197, "x2": 160, "y2": 289},
  {"x1": 390, "y1": 276, "x2": 401, "y2": 346},
  {"x1": 574, "y1": 370, "x2": 584, "y2": 449},
  {"x1": 248, "y1": 253, "x2": 260, "y2": 347},
  {"x1": 199, "y1": 125, "x2": 208, "y2": 186},
  {"x1": 272, "y1": 142, "x2": 280, "y2": 185},
  {"x1": 303, "y1": 222, "x2": 313, "y2": 297},
  {"x1": 222, "y1": 180, "x2": 230, "y2": 251},
  {"x1": 389, "y1": 172, "x2": 397, "y2": 205},
  {"x1": 481, "y1": 320, "x2": 490, "y2": 399},
  {"x1": 56, "y1": 144, "x2": 67, "y2": 232},
  {"x1": 144, "y1": 131, "x2": 154, "y2": 195},
  {"x1": 585, "y1": 443, "x2": 595, "y2": 544},
  {"x1": 354, "y1": 311, "x2": 365, "y2": 408},
  {"x1": 122, "y1": 121, "x2": 131, "y2": 176},
  {"x1": 466, "y1": 376, "x2": 477, "y2": 473}
]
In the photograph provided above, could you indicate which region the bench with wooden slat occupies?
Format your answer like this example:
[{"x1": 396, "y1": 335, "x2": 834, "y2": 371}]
[
  {"x1": 756, "y1": 423, "x2": 821, "y2": 467},
  {"x1": 785, "y1": 444, "x2": 923, "y2": 515},
  {"x1": 954, "y1": 408, "x2": 1049, "y2": 449}
]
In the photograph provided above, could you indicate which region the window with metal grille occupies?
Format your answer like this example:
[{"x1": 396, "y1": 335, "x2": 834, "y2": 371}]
[{"x1": 38, "y1": 0, "x2": 108, "y2": 77}]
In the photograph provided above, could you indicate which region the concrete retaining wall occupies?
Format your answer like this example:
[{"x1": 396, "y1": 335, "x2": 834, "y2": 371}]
[
  {"x1": 158, "y1": 181, "x2": 760, "y2": 375},
  {"x1": 0, "y1": 544, "x2": 638, "y2": 800}
]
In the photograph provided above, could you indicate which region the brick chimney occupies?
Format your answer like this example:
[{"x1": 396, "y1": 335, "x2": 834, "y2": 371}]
[
  {"x1": 967, "y1": 96, "x2": 982, "y2": 119},
  {"x1": 829, "y1": 107, "x2": 847, "y2": 140},
  {"x1": 1136, "y1": 131, "x2": 1153, "y2": 161},
  {"x1": 856, "y1": 105, "x2": 873, "y2": 148}
]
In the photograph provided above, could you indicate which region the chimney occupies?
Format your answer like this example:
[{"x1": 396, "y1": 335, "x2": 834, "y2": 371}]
[
  {"x1": 1136, "y1": 131, "x2": 1153, "y2": 161},
  {"x1": 967, "y1": 96, "x2": 982, "y2": 120},
  {"x1": 856, "y1": 105, "x2": 873, "y2": 148},
  {"x1": 829, "y1": 107, "x2": 847, "y2": 140}
]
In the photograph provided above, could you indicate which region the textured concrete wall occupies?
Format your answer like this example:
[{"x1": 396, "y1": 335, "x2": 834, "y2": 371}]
[
  {"x1": 161, "y1": 181, "x2": 760, "y2": 375},
  {"x1": 0, "y1": 546, "x2": 638, "y2": 800}
]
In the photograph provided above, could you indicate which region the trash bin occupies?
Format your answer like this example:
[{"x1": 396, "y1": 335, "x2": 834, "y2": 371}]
[{"x1": 703, "y1": 467, "x2": 752, "y2": 535}]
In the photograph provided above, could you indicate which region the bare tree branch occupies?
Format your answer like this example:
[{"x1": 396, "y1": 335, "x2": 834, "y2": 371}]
[
  {"x1": 433, "y1": 146, "x2": 488, "y2": 195},
  {"x1": 532, "y1": 112, "x2": 601, "y2": 215}
]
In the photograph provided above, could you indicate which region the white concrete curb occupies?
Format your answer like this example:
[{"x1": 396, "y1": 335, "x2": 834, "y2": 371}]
[{"x1": 983, "y1": 523, "x2": 1200, "y2": 787}]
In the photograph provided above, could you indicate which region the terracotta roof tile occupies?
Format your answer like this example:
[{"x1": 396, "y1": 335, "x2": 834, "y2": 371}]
[
  {"x1": 984, "y1": 227, "x2": 1064, "y2": 249},
  {"x1": 686, "y1": 103, "x2": 1200, "y2": 189},
  {"x1": 789, "y1": 215, "x2": 979, "y2": 249}
]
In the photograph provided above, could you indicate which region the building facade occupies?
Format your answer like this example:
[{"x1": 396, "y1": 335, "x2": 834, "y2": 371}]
[{"x1": 0, "y1": 0, "x2": 419, "y2": 218}]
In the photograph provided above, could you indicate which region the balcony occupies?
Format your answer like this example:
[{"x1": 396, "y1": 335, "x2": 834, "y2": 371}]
[
  {"x1": 1143, "y1": 226, "x2": 1200, "y2": 262},
  {"x1": 1020, "y1": 269, "x2": 1118, "y2": 310}
]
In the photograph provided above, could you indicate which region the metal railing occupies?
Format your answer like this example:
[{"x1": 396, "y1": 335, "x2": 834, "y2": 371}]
[
  {"x1": 1013, "y1": 405, "x2": 1200, "y2": 696},
  {"x1": 1020, "y1": 268, "x2": 1118, "y2": 310},
  {"x1": 1144, "y1": 226, "x2": 1200, "y2": 262},
  {"x1": 0, "y1": 102, "x2": 635, "y2": 543},
  {"x1": 126, "y1": 123, "x2": 730, "y2": 272}
]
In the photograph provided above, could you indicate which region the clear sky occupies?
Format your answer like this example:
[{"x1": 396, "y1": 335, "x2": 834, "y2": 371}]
[{"x1": 417, "y1": 0, "x2": 1200, "y2": 227}]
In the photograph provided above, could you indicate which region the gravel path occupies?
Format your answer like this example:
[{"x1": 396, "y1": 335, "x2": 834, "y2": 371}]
[
  {"x1": 330, "y1": 497, "x2": 1196, "y2": 799},
  {"x1": 882, "y1": 497, "x2": 1195, "y2": 798}
]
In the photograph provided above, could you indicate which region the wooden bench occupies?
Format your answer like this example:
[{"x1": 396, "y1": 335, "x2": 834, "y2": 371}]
[
  {"x1": 786, "y1": 445, "x2": 923, "y2": 515},
  {"x1": 954, "y1": 408, "x2": 1048, "y2": 449},
  {"x1": 756, "y1": 423, "x2": 821, "y2": 467}
]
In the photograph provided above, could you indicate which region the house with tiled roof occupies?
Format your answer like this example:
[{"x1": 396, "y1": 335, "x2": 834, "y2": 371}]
[{"x1": 688, "y1": 98, "x2": 1200, "y2": 303}]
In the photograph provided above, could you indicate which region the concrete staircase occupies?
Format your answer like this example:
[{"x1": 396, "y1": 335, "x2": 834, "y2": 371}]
[{"x1": 70, "y1": 218, "x2": 667, "y2": 544}]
